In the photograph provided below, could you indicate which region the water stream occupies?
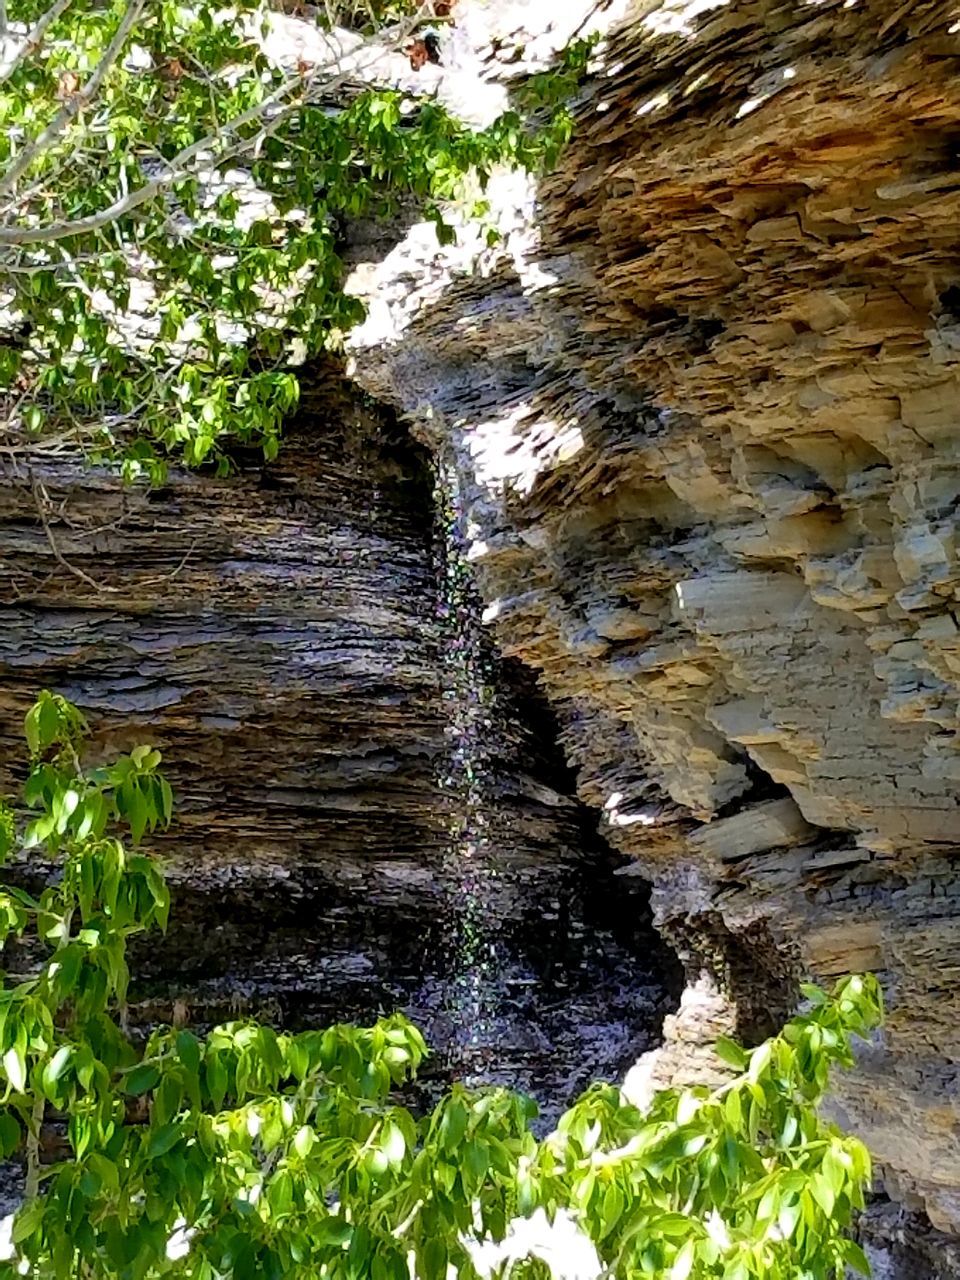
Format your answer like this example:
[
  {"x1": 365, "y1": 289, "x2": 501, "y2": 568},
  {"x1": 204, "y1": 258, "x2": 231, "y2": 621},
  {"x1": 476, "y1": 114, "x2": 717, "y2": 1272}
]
[
  {"x1": 434, "y1": 456, "x2": 507, "y2": 1067},
  {"x1": 403, "y1": 457, "x2": 683, "y2": 1124},
  {"x1": 113, "y1": 448, "x2": 681, "y2": 1126}
]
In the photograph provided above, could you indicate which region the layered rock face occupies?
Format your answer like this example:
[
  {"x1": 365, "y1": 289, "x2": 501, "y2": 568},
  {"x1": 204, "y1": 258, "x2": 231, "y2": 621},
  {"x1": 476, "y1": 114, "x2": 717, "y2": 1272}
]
[
  {"x1": 0, "y1": 374, "x2": 448, "y2": 875},
  {"x1": 346, "y1": 0, "x2": 960, "y2": 1267},
  {"x1": 0, "y1": 369, "x2": 679, "y2": 1117}
]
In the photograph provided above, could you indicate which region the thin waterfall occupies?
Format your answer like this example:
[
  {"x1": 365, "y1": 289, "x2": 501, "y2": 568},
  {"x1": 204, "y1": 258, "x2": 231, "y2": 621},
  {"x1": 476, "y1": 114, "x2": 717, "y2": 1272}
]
[
  {"x1": 433, "y1": 454, "x2": 504, "y2": 1068},
  {"x1": 427, "y1": 456, "x2": 681, "y2": 1114}
]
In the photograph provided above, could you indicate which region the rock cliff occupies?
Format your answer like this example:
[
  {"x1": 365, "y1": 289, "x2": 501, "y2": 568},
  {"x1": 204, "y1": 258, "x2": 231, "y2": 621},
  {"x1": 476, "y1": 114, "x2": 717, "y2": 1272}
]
[
  {"x1": 345, "y1": 0, "x2": 960, "y2": 1270},
  {"x1": 0, "y1": 366, "x2": 679, "y2": 1121}
]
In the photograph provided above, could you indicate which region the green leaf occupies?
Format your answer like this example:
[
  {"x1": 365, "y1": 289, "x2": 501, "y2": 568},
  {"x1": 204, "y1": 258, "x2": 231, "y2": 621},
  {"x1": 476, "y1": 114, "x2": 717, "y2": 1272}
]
[
  {"x1": 810, "y1": 1171, "x2": 835, "y2": 1216},
  {"x1": 3, "y1": 1046, "x2": 25, "y2": 1093},
  {"x1": 670, "y1": 1238, "x2": 696, "y2": 1280},
  {"x1": 747, "y1": 1040, "x2": 773, "y2": 1082},
  {"x1": 154, "y1": 1072, "x2": 183, "y2": 1126},
  {"x1": 38, "y1": 695, "x2": 62, "y2": 751},
  {"x1": 268, "y1": 1169, "x2": 294, "y2": 1216},
  {"x1": 125, "y1": 1063, "x2": 161, "y2": 1096},
  {"x1": 421, "y1": 1238, "x2": 448, "y2": 1280},
  {"x1": 714, "y1": 1037, "x2": 747, "y2": 1070},
  {"x1": 206, "y1": 1052, "x2": 228, "y2": 1109},
  {"x1": 42, "y1": 1044, "x2": 72, "y2": 1099},
  {"x1": 160, "y1": 777, "x2": 174, "y2": 824},
  {"x1": 840, "y1": 1238, "x2": 872, "y2": 1276},
  {"x1": 294, "y1": 1125, "x2": 314, "y2": 1158},
  {"x1": 315, "y1": 1217, "x2": 352, "y2": 1249},
  {"x1": 146, "y1": 1122, "x2": 182, "y2": 1158},
  {"x1": 24, "y1": 703, "x2": 42, "y2": 755},
  {"x1": 778, "y1": 1198, "x2": 801, "y2": 1241},
  {"x1": 382, "y1": 1119, "x2": 406, "y2": 1167},
  {"x1": 653, "y1": 1215, "x2": 695, "y2": 1238},
  {"x1": 600, "y1": 1180, "x2": 623, "y2": 1239},
  {"x1": 440, "y1": 1100, "x2": 467, "y2": 1153},
  {"x1": 11, "y1": 1198, "x2": 45, "y2": 1244},
  {"x1": 800, "y1": 982, "x2": 827, "y2": 1006},
  {"x1": 0, "y1": 1111, "x2": 20, "y2": 1157},
  {"x1": 365, "y1": 1147, "x2": 389, "y2": 1177},
  {"x1": 177, "y1": 1029, "x2": 201, "y2": 1077},
  {"x1": 464, "y1": 1138, "x2": 488, "y2": 1182}
]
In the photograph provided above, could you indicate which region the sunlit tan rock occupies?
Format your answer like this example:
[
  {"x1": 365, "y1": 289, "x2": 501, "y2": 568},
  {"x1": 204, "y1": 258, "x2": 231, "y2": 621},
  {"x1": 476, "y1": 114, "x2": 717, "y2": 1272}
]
[{"x1": 347, "y1": 0, "x2": 960, "y2": 1263}]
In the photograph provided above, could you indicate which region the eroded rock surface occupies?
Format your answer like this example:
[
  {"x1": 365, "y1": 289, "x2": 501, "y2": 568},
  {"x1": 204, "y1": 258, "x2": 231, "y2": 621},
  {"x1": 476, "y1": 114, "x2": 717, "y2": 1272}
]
[
  {"x1": 345, "y1": 0, "x2": 960, "y2": 1267},
  {"x1": 0, "y1": 368, "x2": 679, "y2": 1120}
]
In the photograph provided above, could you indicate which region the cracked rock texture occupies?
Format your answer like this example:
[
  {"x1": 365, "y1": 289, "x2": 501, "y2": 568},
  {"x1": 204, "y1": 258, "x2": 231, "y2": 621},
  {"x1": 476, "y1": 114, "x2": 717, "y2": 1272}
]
[
  {"x1": 0, "y1": 366, "x2": 680, "y2": 1120},
  {"x1": 346, "y1": 0, "x2": 960, "y2": 1269}
]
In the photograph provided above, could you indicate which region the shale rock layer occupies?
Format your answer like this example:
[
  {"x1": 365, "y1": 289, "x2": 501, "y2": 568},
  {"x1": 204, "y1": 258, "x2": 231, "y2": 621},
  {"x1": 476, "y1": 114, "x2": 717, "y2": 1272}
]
[
  {"x1": 345, "y1": 0, "x2": 960, "y2": 1263},
  {"x1": 0, "y1": 370, "x2": 679, "y2": 1119}
]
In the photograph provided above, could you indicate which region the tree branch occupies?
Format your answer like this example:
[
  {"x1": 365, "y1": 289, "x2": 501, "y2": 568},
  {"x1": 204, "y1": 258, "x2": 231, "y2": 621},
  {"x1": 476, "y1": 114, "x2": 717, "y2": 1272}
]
[
  {"x1": 0, "y1": 0, "x2": 146, "y2": 198},
  {"x1": 0, "y1": 9, "x2": 428, "y2": 246},
  {"x1": 0, "y1": 69, "x2": 339, "y2": 246},
  {"x1": 25, "y1": 1091, "x2": 44, "y2": 1200},
  {"x1": 30, "y1": 469, "x2": 121, "y2": 594},
  {"x1": 0, "y1": 0, "x2": 73, "y2": 88}
]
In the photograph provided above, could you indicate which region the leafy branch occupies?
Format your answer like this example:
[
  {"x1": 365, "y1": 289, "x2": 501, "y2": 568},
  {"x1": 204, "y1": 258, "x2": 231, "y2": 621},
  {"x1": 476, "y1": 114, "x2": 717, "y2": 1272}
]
[
  {"x1": 0, "y1": 0, "x2": 590, "y2": 479},
  {"x1": 0, "y1": 692, "x2": 883, "y2": 1279}
]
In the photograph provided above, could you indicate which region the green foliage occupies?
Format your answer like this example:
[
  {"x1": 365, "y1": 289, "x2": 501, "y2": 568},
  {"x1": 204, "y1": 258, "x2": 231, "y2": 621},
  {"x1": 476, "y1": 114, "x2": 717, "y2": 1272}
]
[
  {"x1": 0, "y1": 0, "x2": 591, "y2": 479},
  {"x1": 0, "y1": 693, "x2": 882, "y2": 1278},
  {"x1": 537, "y1": 974, "x2": 880, "y2": 1280}
]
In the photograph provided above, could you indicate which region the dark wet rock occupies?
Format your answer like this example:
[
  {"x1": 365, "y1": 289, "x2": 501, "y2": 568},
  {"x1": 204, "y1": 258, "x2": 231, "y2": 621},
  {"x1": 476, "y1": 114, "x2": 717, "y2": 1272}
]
[{"x1": 0, "y1": 365, "x2": 680, "y2": 1126}]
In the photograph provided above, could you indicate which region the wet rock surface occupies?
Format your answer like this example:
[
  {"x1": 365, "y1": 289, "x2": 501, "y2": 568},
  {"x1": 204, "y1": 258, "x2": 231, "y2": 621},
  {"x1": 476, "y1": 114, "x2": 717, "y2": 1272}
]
[
  {"x1": 0, "y1": 366, "x2": 680, "y2": 1131},
  {"x1": 121, "y1": 859, "x2": 680, "y2": 1129}
]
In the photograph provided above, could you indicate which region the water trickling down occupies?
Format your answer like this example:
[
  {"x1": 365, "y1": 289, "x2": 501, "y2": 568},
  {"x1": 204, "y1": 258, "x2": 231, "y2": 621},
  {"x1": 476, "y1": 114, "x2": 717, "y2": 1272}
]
[
  {"x1": 85, "y1": 400, "x2": 683, "y2": 1129},
  {"x1": 434, "y1": 456, "x2": 504, "y2": 1066},
  {"x1": 413, "y1": 456, "x2": 682, "y2": 1123}
]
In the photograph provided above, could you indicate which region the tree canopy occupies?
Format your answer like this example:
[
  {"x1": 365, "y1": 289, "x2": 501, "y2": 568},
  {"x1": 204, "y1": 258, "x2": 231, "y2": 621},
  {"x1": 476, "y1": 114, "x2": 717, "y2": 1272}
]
[
  {"x1": 0, "y1": 0, "x2": 588, "y2": 478},
  {"x1": 0, "y1": 693, "x2": 883, "y2": 1278}
]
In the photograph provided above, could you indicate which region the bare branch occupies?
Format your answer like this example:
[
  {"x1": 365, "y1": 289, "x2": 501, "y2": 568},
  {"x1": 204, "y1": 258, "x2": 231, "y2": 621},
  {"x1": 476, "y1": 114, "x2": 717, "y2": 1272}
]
[
  {"x1": 30, "y1": 470, "x2": 121, "y2": 594},
  {"x1": 0, "y1": 124, "x2": 281, "y2": 246},
  {"x1": 138, "y1": 539, "x2": 198, "y2": 588},
  {"x1": 0, "y1": 0, "x2": 146, "y2": 199},
  {"x1": 30, "y1": 470, "x2": 200, "y2": 590},
  {"x1": 24, "y1": 1093, "x2": 44, "y2": 1201},
  {"x1": 0, "y1": 12, "x2": 425, "y2": 248},
  {"x1": 0, "y1": 0, "x2": 73, "y2": 87}
]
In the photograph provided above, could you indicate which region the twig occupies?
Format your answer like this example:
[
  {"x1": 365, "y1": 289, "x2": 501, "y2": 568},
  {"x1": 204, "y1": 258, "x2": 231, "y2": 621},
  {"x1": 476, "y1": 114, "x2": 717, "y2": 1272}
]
[
  {"x1": 25, "y1": 1091, "x2": 44, "y2": 1199},
  {"x1": 391, "y1": 1197, "x2": 425, "y2": 1240},
  {"x1": 29, "y1": 469, "x2": 121, "y2": 594},
  {"x1": 0, "y1": 0, "x2": 146, "y2": 198},
  {"x1": 0, "y1": 0, "x2": 73, "y2": 88},
  {"x1": 0, "y1": 9, "x2": 428, "y2": 246},
  {"x1": 138, "y1": 539, "x2": 199, "y2": 587},
  {"x1": 50, "y1": 491, "x2": 129, "y2": 535},
  {"x1": 0, "y1": 429, "x2": 88, "y2": 458},
  {"x1": 0, "y1": 555, "x2": 56, "y2": 600},
  {"x1": 30, "y1": 470, "x2": 199, "y2": 590},
  {"x1": 0, "y1": 90, "x2": 309, "y2": 246}
]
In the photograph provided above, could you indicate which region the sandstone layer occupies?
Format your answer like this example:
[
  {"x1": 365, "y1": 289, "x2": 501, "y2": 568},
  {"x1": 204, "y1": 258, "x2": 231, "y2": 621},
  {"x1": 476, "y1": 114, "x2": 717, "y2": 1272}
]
[{"x1": 346, "y1": 0, "x2": 960, "y2": 1268}]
